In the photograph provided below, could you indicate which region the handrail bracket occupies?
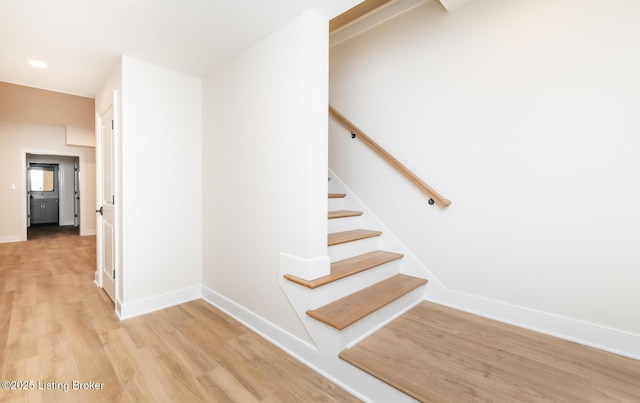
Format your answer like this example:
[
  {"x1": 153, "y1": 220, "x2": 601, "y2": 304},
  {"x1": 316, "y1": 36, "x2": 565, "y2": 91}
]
[{"x1": 329, "y1": 105, "x2": 451, "y2": 208}]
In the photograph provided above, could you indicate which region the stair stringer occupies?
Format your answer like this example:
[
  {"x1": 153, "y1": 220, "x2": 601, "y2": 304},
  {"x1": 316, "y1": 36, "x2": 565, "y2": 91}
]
[
  {"x1": 327, "y1": 172, "x2": 640, "y2": 362},
  {"x1": 279, "y1": 170, "x2": 433, "y2": 351},
  {"x1": 328, "y1": 168, "x2": 446, "y2": 288},
  {"x1": 279, "y1": 273, "x2": 426, "y2": 354},
  {"x1": 277, "y1": 170, "x2": 432, "y2": 401},
  {"x1": 308, "y1": 261, "x2": 402, "y2": 309}
]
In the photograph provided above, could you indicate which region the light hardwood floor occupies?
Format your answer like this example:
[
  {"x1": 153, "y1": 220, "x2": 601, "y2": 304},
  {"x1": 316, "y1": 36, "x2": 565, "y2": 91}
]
[
  {"x1": 7, "y1": 228, "x2": 640, "y2": 403},
  {"x1": 341, "y1": 301, "x2": 640, "y2": 402},
  {"x1": 0, "y1": 229, "x2": 359, "y2": 403}
]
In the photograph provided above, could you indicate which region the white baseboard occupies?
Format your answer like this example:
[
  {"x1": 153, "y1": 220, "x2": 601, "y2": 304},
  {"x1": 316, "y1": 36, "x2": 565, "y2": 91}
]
[
  {"x1": 118, "y1": 285, "x2": 201, "y2": 320},
  {"x1": 200, "y1": 286, "x2": 402, "y2": 402},
  {"x1": 0, "y1": 235, "x2": 22, "y2": 244},
  {"x1": 81, "y1": 229, "x2": 96, "y2": 236},
  {"x1": 201, "y1": 285, "x2": 318, "y2": 353},
  {"x1": 101, "y1": 282, "x2": 638, "y2": 402},
  {"x1": 427, "y1": 287, "x2": 640, "y2": 360},
  {"x1": 116, "y1": 299, "x2": 123, "y2": 319},
  {"x1": 328, "y1": 169, "x2": 640, "y2": 360}
]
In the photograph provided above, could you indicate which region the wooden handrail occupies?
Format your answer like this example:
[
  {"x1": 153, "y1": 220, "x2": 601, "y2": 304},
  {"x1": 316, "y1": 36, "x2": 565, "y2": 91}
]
[{"x1": 329, "y1": 106, "x2": 451, "y2": 207}]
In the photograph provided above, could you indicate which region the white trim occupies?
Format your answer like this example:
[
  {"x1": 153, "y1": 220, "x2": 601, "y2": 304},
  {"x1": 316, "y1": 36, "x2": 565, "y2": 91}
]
[
  {"x1": 327, "y1": 169, "x2": 444, "y2": 282},
  {"x1": 436, "y1": 0, "x2": 474, "y2": 12},
  {"x1": 81, "y1": 229, "x2": 96, "y2": 236},
  {"x1": 94, "y1": 111, "x2": 103, "y2": 297},
  {"x1": 95, "y1": 90, "x2": 122, "y2": 314},
  {"x1": 330, "y1": 0, "x2": 425, "y2": 47},
  {"x1": 116, "y1": 299, "x2": 123, "y2": 319},
  {"x1": 201, "y1": 285, "x2": 318, "y2": 353},
  {"x1": 118, "y1": 285, "x2": 201, "y2": 320},
  {"x1": 200, "y1": 286, "x2": 410, "y2": 403},
  {"x1": 112, "y1": 89, "x2": 123, "y2": 311},
  {"x1": 329, "y1": 169, "x2": 640, "y2": 360},
  {"x1": 427, "y1": 287, "x2": 640, "y2": 360},
  {"x1": 344, "y1": 288, "x2": 424, "y2": 349}
]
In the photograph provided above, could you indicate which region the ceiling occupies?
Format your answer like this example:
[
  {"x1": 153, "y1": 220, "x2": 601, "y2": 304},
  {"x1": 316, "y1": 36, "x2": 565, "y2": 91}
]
[{"x1": 0, "y1": 0, "x2": 362, "y2": 98}]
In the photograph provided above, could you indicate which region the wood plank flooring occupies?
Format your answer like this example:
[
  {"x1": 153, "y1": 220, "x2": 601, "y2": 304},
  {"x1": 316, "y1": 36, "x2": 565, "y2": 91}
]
[
  {"x1": 9, "y1": 227, "x2": 639, "y2": 402},
  {"x1": 328, "y1": 229, "x2": 382, "y2": 246},
  {"x1": 0, "y1": 229, "x2": 360, "y2": 402},
  {"x1": 283, "y1": 250, "x2": 404, "y2": 289},
  {"x1": 306, "y1": 274, "x2": 427, "y2": 330},
  {"x1": 340, "y1": 301, "x2": 640, "y2": 402},
  {"x1": 328, "y1": 210, "x2": 363, "y2": 219}
]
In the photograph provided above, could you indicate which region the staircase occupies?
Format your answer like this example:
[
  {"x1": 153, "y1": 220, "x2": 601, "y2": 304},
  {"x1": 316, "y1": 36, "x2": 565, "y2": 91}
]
[{"x1": 281, "y1": 174, "x2": 429, "y2": 357}]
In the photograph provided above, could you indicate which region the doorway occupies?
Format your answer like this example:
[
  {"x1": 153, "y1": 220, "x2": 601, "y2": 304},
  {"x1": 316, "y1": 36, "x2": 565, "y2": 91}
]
[{"x1": 25, "y1": 154, "x2": 80, "y2": 240}]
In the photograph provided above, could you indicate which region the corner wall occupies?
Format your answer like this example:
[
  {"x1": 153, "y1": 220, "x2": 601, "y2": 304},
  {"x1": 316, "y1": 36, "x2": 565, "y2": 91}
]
[
  {"x1": 201, "y1": 10, "x2": 329, "y2": 344},
  {"x1": 329, "y1": 0, "x2": 640, "y2": 348},
  {"x1": 118, "y1": 57, "x2": 203, "y2": 315}
]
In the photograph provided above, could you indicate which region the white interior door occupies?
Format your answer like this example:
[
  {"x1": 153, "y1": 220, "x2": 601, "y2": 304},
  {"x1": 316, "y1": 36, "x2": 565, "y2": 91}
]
[{"x1": 99, "y1": 106, "x2": 116, "y2": 303}]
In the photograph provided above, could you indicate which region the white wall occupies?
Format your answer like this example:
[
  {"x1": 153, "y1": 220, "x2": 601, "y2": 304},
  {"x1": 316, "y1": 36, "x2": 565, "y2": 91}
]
[
  {"x1": 0, "y1": 122, "x2": 96, "y2": 242},
  {"x1": 330, "y1": 0, "x2": 640, "y2": 338},
  {"x1": 119, "y1": 56, "x2": 203, "y2": 309},
  {"x1": 66, "y1": 125, "x2": 95, "y2": 147},
  {"x1": 202, "y1": 10, "x2": 329, "y2": 343}
]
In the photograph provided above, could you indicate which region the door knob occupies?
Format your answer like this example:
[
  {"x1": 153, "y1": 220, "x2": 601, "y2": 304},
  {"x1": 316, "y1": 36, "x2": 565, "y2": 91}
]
[{"x1": 96, "y1": 206, "x2": 103, "y2": 215}]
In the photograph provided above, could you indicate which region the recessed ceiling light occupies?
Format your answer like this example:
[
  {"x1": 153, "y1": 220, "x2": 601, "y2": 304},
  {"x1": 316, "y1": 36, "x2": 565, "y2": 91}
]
[{"x1": 28, "y1": 60, "x2": 48, "y2": 69}]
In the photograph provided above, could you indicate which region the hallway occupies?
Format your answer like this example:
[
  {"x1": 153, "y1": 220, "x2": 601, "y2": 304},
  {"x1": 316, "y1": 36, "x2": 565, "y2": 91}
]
[
  {"x1": 0, "y1": 233, "x2": 358, "y2": 402},
  {"x1": 27, "y1": 224, "x2": 80, "y2": 241}
]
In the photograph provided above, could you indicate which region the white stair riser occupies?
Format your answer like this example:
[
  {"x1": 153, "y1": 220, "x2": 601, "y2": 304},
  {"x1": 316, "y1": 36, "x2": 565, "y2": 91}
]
[
  {"x1": 280, "y1": 276, "x2": 423, "y2": 403},
  {"x1": 328, "y1": 197, "x2": 345, "y2": 211},
  {"x1": 328, "y1": 236, "x2": 380, "y2": 261},
  {"x1": 328, "y1": 180, "x2": 341, "y2": 195},
  {"x1": 340, "y1": 285, "x2": 426, "y2": 350},
  {"x1": 307, "y1": 260, "x2": 402, "y2": 309},
  {"x1": 328, "y1": 216, "x2": 361, "y2": 233},
  {"x1": 297, "y1": 284, "x2": 426, "y2": 351}
]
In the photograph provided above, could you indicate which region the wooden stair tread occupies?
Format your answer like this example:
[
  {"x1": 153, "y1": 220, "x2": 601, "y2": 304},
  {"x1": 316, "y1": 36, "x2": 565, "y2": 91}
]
[
  {"x1": 328, "y1": 229, "x2": 382, "y2": 246},
  {"x1": 306, "y1": 274, "x2": 427, "y2": 330},
  {"x1": 284, "y1": 250, "x2": 404, "y2": 289},
  {"x1": 328, "y1": 210, "x2": 362, "y2": 219},
  {"x1": 328, "y1": 193, "x2": 346, "y2": 198}
]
